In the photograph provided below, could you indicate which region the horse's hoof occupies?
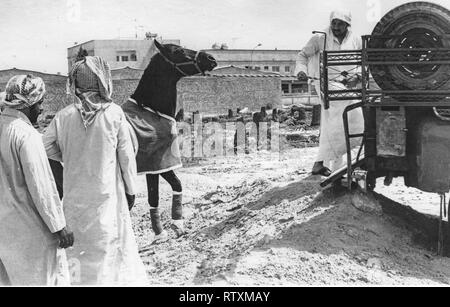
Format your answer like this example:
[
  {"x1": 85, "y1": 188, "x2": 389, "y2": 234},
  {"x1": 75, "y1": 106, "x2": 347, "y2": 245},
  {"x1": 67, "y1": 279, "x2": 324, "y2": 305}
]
[
  {"x1": 152, "y1": 230, "x2": 169, "y2": 244},
  {"x1": 171, "y1": 220, "x2": 186, "y2": 237}
]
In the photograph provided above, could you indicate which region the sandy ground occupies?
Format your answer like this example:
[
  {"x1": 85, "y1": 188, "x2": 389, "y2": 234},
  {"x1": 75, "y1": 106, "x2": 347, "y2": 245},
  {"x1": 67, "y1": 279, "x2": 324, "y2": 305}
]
[
  {"x1": 128, "y1": 127, "x2": 450, "y2": 286},
  {"x1": 375, "y1": 178, "x2": 442, "y2": 218},
  {"x1": 36, "y1": 107, "x2": 450, "y2": 285}
]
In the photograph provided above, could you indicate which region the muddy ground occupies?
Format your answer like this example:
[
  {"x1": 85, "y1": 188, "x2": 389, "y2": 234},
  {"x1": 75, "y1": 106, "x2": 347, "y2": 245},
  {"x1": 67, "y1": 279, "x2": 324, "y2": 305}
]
[{"x1": 129, "y1": 125, "x2": 450, "y2": 286}]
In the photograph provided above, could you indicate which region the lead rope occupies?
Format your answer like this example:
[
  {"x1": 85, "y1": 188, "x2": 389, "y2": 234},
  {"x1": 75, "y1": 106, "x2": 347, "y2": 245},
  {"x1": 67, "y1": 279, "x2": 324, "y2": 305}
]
[{"x1": 157, "y1": 51, "x2": 203, "y2": 76}]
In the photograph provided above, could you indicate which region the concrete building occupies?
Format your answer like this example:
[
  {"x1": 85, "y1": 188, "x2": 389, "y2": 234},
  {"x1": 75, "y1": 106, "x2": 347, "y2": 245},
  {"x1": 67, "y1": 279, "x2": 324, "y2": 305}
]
[
  {"x1": 67, "y1": 39, "x2": 180, "y2": 72},
  {"x1": 202, "y1": 49, "x2": 300, "y2": 76},
  {"x1": 203, "y1": 49, "x2": 317, "y2": 104}
]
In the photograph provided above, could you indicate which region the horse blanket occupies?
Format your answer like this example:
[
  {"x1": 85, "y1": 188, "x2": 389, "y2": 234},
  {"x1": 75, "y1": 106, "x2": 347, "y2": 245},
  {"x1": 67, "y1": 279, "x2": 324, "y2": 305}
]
[{"x1": 122, "y1": 98, "x2": 182, "y2": 174}]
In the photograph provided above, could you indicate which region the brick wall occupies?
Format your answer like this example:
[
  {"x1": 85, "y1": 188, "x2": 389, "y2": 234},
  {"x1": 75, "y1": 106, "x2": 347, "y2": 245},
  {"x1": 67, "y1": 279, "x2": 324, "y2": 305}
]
[
  {"x1": 177, "y1": 76, "x2": 281, "y2": 115},
  {"x1": 41, "y1": 81, "x2": 72, "y2": 113},
  {"x1": 111, "y1": 75, "x2": 282, "y2": 115},
  {"x1": 111, "y1": 79, "x2": 140, "y2": 105}
]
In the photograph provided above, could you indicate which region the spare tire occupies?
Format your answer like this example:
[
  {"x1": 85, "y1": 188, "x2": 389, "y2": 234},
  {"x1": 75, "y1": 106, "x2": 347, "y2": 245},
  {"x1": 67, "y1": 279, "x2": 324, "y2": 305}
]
[{"x1": 369, "y1": 2, "x2": 450, "y2": 94}]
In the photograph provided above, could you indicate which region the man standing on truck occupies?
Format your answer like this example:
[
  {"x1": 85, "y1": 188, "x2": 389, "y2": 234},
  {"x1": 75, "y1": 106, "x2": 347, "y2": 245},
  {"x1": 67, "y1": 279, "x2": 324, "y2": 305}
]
[{"x1": 295, "y1": 9, "x2": 364, "y2": 176}]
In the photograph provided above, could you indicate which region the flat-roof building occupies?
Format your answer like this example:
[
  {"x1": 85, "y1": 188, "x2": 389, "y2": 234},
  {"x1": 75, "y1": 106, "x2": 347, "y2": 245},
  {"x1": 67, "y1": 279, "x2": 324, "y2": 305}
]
[
  {"x1": 202, "y1": 49, "x2": 301, "y2": 77},
  {"x1": 67, "y1": 39, "x2": 180, "y2": 72}
]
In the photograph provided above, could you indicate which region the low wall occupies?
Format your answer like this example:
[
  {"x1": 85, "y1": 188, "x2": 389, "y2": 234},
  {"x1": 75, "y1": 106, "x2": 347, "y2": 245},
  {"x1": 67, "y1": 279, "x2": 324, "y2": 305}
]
[{"x1": 1, "y1": 70, "x2": 282, "y2": 117}]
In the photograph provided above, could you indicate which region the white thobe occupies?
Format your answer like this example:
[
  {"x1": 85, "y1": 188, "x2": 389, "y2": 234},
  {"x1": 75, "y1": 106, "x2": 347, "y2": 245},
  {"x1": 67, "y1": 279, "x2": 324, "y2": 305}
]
[
  {"x1": 295, "y1": 27, "x2": 365, "y2": 171},
  {"x1": 0, "y1": 108, "x2": 69, "y2": 286},
  {"x1": 43, "y1": 103, "x2": 148, "y2": 286}
]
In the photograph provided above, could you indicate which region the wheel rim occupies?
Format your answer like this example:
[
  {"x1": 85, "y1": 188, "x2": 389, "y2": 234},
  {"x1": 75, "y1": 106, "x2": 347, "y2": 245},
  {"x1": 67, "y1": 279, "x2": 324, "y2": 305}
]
[{"x1": 395, "y1": 28, "x2": 443, "y2": 80}]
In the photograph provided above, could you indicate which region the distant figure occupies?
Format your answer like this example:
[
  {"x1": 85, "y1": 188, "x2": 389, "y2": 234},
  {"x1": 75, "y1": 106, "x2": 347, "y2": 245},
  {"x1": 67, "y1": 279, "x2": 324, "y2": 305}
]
[
  {"x1": 291, "y1": 105, "x2": 306, "y2": 122},
  {"x1": 228, "y1": 109, "x2": 234, "y2": 118},
  {"x1": 253, "y1": 107, "x2": 269, "y2": 150},
  {"x1": 253, "y1": 106, "x2": 268, "y2": 124},
  {"x1": 272, "y1": 108, "x2": 279, "y2": 122},
  {"x1": 234, "y1": 116, "x2": 249, "y2": 155},
  {"x1": 76, "y1": 47, "x2": 88, "y2": 62}
]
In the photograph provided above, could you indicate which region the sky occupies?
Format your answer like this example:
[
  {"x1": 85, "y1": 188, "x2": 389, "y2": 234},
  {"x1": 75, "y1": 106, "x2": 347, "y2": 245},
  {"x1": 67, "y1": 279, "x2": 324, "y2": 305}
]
[{"x1": 1, "y1": 0, "x2": 450, "y2": 75}]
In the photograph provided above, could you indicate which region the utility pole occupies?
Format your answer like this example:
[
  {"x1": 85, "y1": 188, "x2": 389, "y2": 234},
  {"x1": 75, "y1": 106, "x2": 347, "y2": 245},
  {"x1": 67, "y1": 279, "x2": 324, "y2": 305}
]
[{"x1": 250, "y1": 43, "x2": 262, "y2": 68}]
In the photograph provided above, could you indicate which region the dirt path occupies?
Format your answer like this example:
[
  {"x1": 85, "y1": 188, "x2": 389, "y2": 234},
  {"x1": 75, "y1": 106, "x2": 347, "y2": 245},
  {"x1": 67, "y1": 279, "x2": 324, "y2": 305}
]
[{"x1": 130, "y1": 147, "x2": 450, "y2": 286}]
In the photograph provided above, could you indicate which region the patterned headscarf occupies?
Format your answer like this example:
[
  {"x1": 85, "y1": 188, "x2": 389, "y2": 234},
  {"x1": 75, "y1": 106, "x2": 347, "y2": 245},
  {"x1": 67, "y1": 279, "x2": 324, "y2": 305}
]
[
  {"x1": 68, "y1": 56, "x2": 113, "y2": 128},
  {"x1": 330, "y1": 10, "x2": 352, "y2": 26},
  {"x1": 0, "y1": 75, "x2": 45, "y2": 110}
]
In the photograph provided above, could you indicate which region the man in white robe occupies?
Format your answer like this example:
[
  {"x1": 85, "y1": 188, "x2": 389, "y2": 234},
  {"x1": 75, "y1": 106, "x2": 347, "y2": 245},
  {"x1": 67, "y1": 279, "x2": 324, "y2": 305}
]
[
  {"x1": 295, "y1": 10, "x2": 364, "y2": 176},
  {"x1": 43, "y1": 56, "x2": 148, "y2": 286},
  {"x1": 0, "y1": 75, "x2": 74, "y2": 286}
]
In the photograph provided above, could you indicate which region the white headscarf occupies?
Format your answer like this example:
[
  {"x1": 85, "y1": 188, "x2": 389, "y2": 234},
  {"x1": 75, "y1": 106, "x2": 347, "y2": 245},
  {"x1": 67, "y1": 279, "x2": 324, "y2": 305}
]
[
  {"x1": 330, "y1": 9, "x2": 352, "y2": 26},
  {"x1": 0, "y1": 75, "x2": 45, "y2": 110}
]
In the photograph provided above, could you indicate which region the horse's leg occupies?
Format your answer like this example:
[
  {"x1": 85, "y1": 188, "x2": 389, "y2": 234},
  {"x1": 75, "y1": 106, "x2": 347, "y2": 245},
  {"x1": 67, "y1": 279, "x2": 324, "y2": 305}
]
[
  {"x1": 160, "y1": 171, "x2": 184, "y2": 236},
  {"x1": 256, "y1": 122, "x2": 260, "y2": 151},
  {"x1": 146, "y1": 174, "x2": 165, "y2": 238},
  {"x1": 233, "y1": 130, "x2": 238, "y2": 155},
  {"x1": 49, "y1": 159, "x2": 64, "y2": 200}
]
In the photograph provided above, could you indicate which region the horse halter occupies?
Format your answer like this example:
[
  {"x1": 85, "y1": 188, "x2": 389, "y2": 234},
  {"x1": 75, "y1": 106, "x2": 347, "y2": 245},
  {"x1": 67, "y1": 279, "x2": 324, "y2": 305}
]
[{"x1": 158, "y1": 51, "x2": 204, "y2": 77}]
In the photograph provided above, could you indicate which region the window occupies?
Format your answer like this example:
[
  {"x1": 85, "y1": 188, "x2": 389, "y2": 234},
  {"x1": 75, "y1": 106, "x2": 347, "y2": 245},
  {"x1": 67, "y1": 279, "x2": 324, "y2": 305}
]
[
  {"x1": 254, "y1": 66, "x2": 261, "y2": 70},
  {"x1": 272, "y1": 66, "x2": 280, "y2": 72},
  {"x1": 285, "y1": 66, "x2": 291, "y2": 73},
  {"x1": 292, "y1": 83, "x2": 308, "y2": 93},
  {"x1": 264, "y1": 66, "x2": 269, "y2": 70},
  {"x1": 116, "y1": 50, "x2": 136, "y2": 63}
]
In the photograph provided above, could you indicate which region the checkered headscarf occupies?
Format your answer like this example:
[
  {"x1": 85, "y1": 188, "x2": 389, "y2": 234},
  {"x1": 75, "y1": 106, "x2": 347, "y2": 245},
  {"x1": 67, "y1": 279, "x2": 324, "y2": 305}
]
[
  {"x1": 68, "y1": 56, "x2": 113, "y2": 101},
  {"x1": 0, "y1": 75, "x2": 45, "y2": 110},
  {"x1": 67, "y1": 56, "x2": 113, "y2": 128}
]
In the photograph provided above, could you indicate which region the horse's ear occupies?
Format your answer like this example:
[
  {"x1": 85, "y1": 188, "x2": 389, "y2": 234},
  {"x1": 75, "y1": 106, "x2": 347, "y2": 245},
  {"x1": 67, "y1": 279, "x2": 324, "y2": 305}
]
[{"x1": 154, "y1": 40, "x2": 165, "y2": 52}]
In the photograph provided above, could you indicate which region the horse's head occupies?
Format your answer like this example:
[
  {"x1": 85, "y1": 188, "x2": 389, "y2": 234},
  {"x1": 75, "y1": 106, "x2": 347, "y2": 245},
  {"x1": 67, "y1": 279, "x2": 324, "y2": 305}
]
[
  {"x1": 131, "y1": 41, "x2": 217, "y2": 116},
  {"x1": 154, "y1": 40, "x2": 217, "y2": 77}
]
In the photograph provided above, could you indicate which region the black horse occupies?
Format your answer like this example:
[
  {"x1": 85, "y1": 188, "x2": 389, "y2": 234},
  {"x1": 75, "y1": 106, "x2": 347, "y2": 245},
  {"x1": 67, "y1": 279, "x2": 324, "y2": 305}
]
[{"x1": 123, "y1": 41, "x2": 217, "y2": 240}]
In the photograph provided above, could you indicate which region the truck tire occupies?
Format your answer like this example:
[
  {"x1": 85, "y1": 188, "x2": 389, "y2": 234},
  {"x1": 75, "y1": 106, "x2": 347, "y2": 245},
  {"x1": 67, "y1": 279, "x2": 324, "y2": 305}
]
[{"x1": 368, "y1": 2, "x2": 450, "y2": 94}]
